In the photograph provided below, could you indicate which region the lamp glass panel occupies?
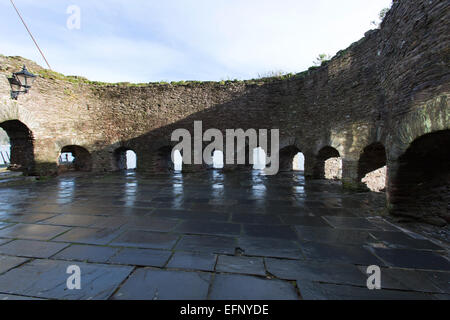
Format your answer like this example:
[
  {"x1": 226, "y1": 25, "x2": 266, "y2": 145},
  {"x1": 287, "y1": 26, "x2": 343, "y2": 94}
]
[
  {"x1": 10, "y1": 81, "x2": 21, "y2": 92},
  {"x1": 14, "y1": 73, "x2": 27, "y2": 87},
  {"x1": 9, "y1": 78, "x2": 23, "y2": 92},
  {"x1": 27, "y1": 75, "x2": 36, "y2": 86}
]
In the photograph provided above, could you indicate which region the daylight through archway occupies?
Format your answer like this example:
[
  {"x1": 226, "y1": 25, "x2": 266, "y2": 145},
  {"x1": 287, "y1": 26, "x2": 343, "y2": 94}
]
[
  {"x1": 0, "y1": 120, "x2": 34, "y2": 174},
  {"x1": 58, "y1": 145, "x2": 92, "y2": 172}
]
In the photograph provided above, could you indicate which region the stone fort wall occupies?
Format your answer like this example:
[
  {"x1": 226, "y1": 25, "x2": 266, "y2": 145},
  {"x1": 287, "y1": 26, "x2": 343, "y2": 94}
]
[{"x1": 0, "y1": 0, "x2": 448, "y2": 223}]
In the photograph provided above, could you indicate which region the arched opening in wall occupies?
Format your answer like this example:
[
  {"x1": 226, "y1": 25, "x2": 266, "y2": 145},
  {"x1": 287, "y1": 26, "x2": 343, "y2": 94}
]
[
  {"x1": 0, "y1": 120, "x2": 34, "y2": 174},
  {"x1": 253, "y1": 147, "x2": 266, "y2": 170},
  {"x1": 212, "y1": 150, "x2": 224, "y2": 169},
  {"x1": 114, "y1": 148, "x2": 137, "y2": 171},
  {"x1": 154, "y1": 146, "x2": 175, "y2": 173},
  {"x1": 313, "y1": 146, "x2": 342, "y2": 180},
  {"x1": 390, "y1": 130, "x2": 450, "y2": 223},
  {"x1": 0, "y1": 127, "x2": 10, "y2": 169},
  {"x1": 358, "y1": 142, "x2": 387, "y2": 192},
  {"x1": 58, "y1": 145, "x2": 92, "y2": 172},
  {"x1": 293, "y1": 152, "x2": 305, "y2": 171},
  {"x1": 173, "y1": 149, "x2": 183, "y2": 172},
  {"x1": 279, "y1": 145, "x2": 303, "y2": 172}
]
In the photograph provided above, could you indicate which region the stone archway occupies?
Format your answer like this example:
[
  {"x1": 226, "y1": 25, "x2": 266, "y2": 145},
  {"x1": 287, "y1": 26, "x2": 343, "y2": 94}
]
[
  {"x1": 155, "y1": 146, "x2": 175, "y2": 173},
  {"x1": 252, "y1": 147, "x2": 266, "y2": 171},
  {"x1": 0, "y1": 120, "x2": 34, "y2": 174},
  {"x1": 358, "y1": 142, "x2": 387, "y2": 192},
  {"x1": 279, "y1": 145, "x2": 302, "y2": 172},
  {"x1": 212, "y1": 149, "x2": 224, "y2": 169},
  {"x1": 58, "y1": 145, "x2": 92, "y2": 172},
  {"x1": 313, "y1": 146, "x2": 342, "y2": 180},
  {"x1": 389, "y1": 130, "x2": 450, "y2": 225},
  {"x1": 114, "y1": 147, "x2": 137, "y2": 171}
]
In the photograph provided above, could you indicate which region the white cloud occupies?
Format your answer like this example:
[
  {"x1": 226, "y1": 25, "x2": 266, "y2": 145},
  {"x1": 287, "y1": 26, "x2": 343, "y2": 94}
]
[
  {"x1": 0, "y1": 35, "x2": 188, "y2": 82},
  {"x1": 111, "y1": 0, "x2": 393, "y2": 78},
  {"x1": 0, "y1": 0, "x2": 392, "y2": 82}
]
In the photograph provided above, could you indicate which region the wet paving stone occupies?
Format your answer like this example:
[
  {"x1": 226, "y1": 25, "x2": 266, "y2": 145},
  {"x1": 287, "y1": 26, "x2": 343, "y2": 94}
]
[
  {"x1": 44, "y1": 214, "x2": 128, "y2": 229},
  {"x1": 355, "y1": 266, "x2": 444, "y2": 293},
  {"x1": 184, "y1": 198, "x2": 211, "y2": 204},
  {"x1": 62, "y1": 206, "x2": 150, "y2": 216},
  {"x1": 339, "y1": 198, "x2": 368, "y2": 209},
  {"x1": 265, "y1": 206, "x2": 305, "y2": 215},
  {"x1": 52, "y1": 244, "x2": 120, "y2": 263},
  {"x1": 40, "y1": 214, "x2": 102, "y2": 227},
  {"x1": 265, "y1": 258, "x2": 366, "y2": 286},
  {"x1": 279, "y1": 216, "x2": 330, "y2": 227},
  {"x1": 323, "y1": 216, "x2": 380, "y2": 230},
  {"x1": 0, "y1": 294, "x2": 44, "y2": 300},
  {"x1": 0, "y1": 171, "x2": 448, "y2": 300},
  {"x1": 0, "y1": 213, "x2": 57, "y2": 223},
  {"x1": 0, "y1": 223, "x2": 11, "y2": 230},
  {"x1": 0, "y1": 255, "x2": 28, "y2": 274},
  {"x1": 238, "y1": 237, "x2": 302, "y2": 259},
  {"x1": 434, "y1": 294, "x2": 450, "y2": 300},
  {"x1": 119, "y1": 200, "x2": 156, "y2": 208},
  {"x1": 152, "y1": 209, "x2": 230, "y2": 222},
  {"x1": 167, "y1": 251, "x2": 217, "y2": 271},
  {"x1": 152, "y1": 196, "x2": 181, "y2": 202},
  {"x1": 267, "y1": 200, "x2": 297, "y2": 207},
  {"x1": 0, "y1": 224, "x2": 70, "y2": 241},
  {"x1": 297, "y1": 281, "x2": 434, "y2": 300},
  {"x1": 53, "y1": 227, "x2": 122, "y2": 245},
  {"x1": 0, "y1": 259, "x2": 133, "y2": 300},
  {"x1": 423, "y1": 271, "x2": 450, "y2": 293},
  {"x1": 123, "y1": 216, "x2": 180, "y2": 232},
  {"x1": 175, "y1": 221, "x2": 241, "y2": 237},
  {"x1": 209, "y1": 274, "x2": 299, "y2": 300},
  {"x1": 216, "y1": 255, "x2": 266, "y2": 276},
  {"x1": 242, "y1": 224, "x2": 298, "y2": 240},
  {"x1": 231, "y1": 213, "x2": 282, "y2": 225},
  {"x1": 175, "y1": 235, "x2": 238, "y2": 255},
  {"x1": 0, "y1": 238, "x2": 11, "y2": 245},
  {"x1": 303, "y1": 201, "x2": 328, "y2": 209},
  {"x1": 149, "y1": 201, "x2": 185, "y2": 209},
  {"x1": 232, "y1": 205, "x2": 266, "y2": 215},
  {"x1": 371, "y1": 248, "x2": 450, "y2": 271},
  {"x1": 369, "y1": 231, "x2": 444, "y2": 250},
  {"x1": 88, "y1": 216, "x2": 129, "y2": 229},
  {"x1": 22, "y1": 204, "x2": 66, "y2": 214},
  {"x1": 108, "y1": 248, "x2": 171, "y2": 267},
  {"x1": 0, "y1": 240, "x2": 69, "y2": 259},
  {"x1": 110, "y1": 230, "x2": 179, "y2": 250},
  {"x1": 299, "y1": 241, "x2": 384, "y2": 265},
  {"x1": 308, "y1": 208, "x2": 356, "y2": 217},
  {"x1": 112, "y1": 269, "x2": 211, "y2": 300},
  {"x1": 295, "y1": 226, "x2": 376, "y2": 246},
  {"x1": 366, "y1": 217, "x2": 401, "y2": 231}
]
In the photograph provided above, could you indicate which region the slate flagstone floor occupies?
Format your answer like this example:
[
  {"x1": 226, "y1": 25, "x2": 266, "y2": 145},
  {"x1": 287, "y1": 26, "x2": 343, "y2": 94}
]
[{"x1": 0, "y1": 170, "x2": 449, "y2": 300}]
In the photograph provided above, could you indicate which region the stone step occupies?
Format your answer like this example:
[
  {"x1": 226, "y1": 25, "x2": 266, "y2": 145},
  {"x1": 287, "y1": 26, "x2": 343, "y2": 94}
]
[
  {"x1": 0, "y1": 170, "x2": 36, "y2": 186},
  {"x1": 0, "y1": 171, "x2": 23, "y2": 180}
]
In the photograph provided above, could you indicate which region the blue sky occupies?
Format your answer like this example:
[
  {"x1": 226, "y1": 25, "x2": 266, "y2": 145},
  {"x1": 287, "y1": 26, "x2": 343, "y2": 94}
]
[{"x1": 0, "y1": 0, "x2": 392, "y2": 83}]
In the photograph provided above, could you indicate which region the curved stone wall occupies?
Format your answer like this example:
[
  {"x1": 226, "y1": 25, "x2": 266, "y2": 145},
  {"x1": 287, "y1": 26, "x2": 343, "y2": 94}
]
[{"x1": 0, "y1": 0, "x2": 448, "y2": 223}]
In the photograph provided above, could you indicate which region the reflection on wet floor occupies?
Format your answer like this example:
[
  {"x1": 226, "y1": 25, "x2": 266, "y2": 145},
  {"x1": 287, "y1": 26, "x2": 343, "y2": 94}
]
[
  {"x1": 0, "y1": 170, "x2": 387, "y2": 218},
  {"x1": 0, "y1": 170, "x2": 448, "y2": 300}
]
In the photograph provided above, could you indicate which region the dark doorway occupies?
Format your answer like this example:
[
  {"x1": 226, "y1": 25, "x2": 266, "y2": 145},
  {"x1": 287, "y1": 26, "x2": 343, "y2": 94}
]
[
  {"x1": 358, "y1": 142, "x2": 387, "y2": 192},
  {"x1": 58, "y1": 145, "x2": 92, "y2": 172},
  {"x1": 114, "y1": 148, "x2": 137, "y2": 170},
  {"x1": 0, "y1": 120, "x2": 34, "y2": 174},
  {"x1": 390, "y1": 130, "x2": 450, "y2": 223},
  {"x1": 313, "y1": 146, "x2": 342, "y2": 180}
]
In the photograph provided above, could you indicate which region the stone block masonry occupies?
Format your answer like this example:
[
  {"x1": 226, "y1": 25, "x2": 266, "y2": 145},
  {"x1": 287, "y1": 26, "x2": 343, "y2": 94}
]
[{"x1": 0, "y1": 0, "x2": 448, "y2": 224}]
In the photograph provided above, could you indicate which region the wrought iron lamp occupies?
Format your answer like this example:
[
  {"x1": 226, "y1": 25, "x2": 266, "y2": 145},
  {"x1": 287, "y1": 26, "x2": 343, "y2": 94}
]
[{"x1": 8, "y1": 65, "x2": 36, "y2": 100}]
